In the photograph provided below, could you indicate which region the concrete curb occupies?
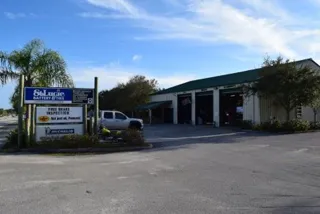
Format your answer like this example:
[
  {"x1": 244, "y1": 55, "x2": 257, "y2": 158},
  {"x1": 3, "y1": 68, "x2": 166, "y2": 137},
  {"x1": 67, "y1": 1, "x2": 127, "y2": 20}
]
[{"x1": 1, "y1": 144, "x2": 153, "y2": 154}]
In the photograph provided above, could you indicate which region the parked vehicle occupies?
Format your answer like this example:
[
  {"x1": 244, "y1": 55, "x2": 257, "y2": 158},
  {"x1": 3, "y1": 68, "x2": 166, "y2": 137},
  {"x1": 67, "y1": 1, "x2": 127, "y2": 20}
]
[{"x1": 98, "y1": 110, "x2": 144, "y2": 130}]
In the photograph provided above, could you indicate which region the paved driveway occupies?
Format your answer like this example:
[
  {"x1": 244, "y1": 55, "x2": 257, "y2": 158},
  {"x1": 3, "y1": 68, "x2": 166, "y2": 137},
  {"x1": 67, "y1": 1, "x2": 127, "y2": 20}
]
[
  {"x1": 144, "y1": 124, "x2": 246, "y2": 143},
  {"x1": 0, "y1": 129, "x2": 319, "y2": 213}
]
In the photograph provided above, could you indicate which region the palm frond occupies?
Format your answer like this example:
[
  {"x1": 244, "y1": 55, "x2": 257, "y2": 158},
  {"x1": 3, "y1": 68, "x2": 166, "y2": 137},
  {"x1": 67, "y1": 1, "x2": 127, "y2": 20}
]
[
  {"x1": 0, "y1": 51, "x2": 19, "y2": 84},
  {"x1": 32, "y1": 48, "x2": 74, "y2": 87}
]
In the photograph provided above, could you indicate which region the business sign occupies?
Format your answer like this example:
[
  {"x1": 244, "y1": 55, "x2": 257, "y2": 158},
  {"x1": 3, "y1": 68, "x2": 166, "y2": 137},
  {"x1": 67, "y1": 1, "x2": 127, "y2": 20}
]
[
  {"x1": 35, "y1": 124, "x2": 83, "y2": 142},
  {"x1": 72, "y1": 89, "x2": 94, "y2": 104},
  {"x1": 36, "y1": 106, "x2": 83, "y2": 124},
  {"x1": 24, "y1": 87, "x2": 94, "y2": 104},
  {"x1": 25, "y1": 87, "x2": 73, "y2": 104}
]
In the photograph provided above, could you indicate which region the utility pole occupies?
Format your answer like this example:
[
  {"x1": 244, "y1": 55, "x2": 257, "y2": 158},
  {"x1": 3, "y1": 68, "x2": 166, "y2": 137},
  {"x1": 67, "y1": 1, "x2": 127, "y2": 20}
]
[{"x1": 83, "y1": 104, "x2": 88, "y2": 134}]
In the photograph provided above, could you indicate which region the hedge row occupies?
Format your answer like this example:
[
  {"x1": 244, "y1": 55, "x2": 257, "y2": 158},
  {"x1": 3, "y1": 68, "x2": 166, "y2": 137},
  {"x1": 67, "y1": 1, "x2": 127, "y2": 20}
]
[
  {"x1": 240, "y1": 119, "x2": 320, "y2": 133},
  {"x1": 2, "y1": 128, "x2": 145, "y2": 150}
]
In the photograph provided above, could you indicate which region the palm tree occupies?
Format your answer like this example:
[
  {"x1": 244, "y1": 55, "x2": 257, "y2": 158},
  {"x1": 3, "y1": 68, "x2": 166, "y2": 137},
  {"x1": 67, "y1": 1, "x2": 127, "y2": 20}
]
[
  {"x1": 0, "y1": 39, "x2": 74, "y2": 136},
  {"x1": 0, "y1": 39, "x2": 73, "y2": 88}
]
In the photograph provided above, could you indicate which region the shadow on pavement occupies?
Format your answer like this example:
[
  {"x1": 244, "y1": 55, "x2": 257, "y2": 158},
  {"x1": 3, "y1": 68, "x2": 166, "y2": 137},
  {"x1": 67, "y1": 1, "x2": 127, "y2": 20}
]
[{"x1": 266, "y1": 200, "x2": 320, "y2": 214}]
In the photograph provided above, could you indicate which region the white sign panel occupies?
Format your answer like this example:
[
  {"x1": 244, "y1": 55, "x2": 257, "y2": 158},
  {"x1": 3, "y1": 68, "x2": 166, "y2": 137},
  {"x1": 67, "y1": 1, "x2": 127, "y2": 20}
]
[
  {"x1": 36, "y1": 106, "x2": 83, "y2": 124},
  {"x1": 36, "y1": 124, "x2": 84, "y2": 142}
]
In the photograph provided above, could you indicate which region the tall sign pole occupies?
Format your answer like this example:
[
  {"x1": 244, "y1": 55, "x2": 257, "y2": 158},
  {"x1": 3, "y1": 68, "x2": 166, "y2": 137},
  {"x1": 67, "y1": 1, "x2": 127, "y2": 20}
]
[
  {"x1": 83, "y1": 104, "x2": 87, "y2": 134},
  {"x1": 30, "y1": 104, "x2": 35, "y2": 143},
  {"x1": 18, "y1": 75, "x2": 24, "y2": 149},
  {"x1": 94, "y1": 77, "x2": 99, "y2": 135}
]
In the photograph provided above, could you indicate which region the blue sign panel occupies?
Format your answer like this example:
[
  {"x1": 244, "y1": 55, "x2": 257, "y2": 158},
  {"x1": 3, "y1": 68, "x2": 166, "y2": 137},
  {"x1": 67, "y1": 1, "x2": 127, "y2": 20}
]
[{"x1": 24, "y1": 87, "x2": 73, "y2": 104}]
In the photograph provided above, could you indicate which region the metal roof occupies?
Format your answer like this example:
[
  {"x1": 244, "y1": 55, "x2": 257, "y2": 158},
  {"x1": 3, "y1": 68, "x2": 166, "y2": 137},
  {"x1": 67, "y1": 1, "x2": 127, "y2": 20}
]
[
  {"x1": 135, "y1": 100, "x2": 172, "y2": 110},
  {"x1": 153, "y1": 58, "x2": 319, "y2": 95}
]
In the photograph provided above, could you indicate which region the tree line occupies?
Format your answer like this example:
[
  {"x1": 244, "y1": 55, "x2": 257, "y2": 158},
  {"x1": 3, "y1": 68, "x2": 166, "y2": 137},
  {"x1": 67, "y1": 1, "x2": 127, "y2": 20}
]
[
  {"x1": 0, "y1": 108, "x2": 15, "y2": 117},
  {"x1": 98, "y1": 75, "x2": 162, "y2": 115}
]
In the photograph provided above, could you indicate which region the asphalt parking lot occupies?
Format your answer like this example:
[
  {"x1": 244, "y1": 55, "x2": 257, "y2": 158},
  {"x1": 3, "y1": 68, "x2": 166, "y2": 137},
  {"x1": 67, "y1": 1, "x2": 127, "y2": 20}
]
[{"x1": 0, "y1": 124, "x2": 319, "y2": 213}]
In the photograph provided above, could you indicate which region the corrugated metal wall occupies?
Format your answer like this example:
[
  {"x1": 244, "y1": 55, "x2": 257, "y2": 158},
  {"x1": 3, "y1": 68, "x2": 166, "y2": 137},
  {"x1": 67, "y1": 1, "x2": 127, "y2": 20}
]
[
  {"x1": 302, "y1": 107, "x2": 320, "y2": 122},
  {"x1": 259, "y1": 97, "x2": 298, "y2": 122}
]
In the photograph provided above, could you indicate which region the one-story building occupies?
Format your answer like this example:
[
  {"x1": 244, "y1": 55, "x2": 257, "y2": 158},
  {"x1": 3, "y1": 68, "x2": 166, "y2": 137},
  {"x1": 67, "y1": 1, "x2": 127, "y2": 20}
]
[{"x1": 136, "y1": 58, "x2": 320, "y2": 126}]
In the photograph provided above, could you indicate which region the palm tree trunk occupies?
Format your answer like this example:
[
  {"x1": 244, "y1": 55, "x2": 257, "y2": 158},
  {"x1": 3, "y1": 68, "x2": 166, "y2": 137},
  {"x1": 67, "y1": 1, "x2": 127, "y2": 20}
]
[{"x1": 25, "y1": 105, "x2": 31, "y2": 145}]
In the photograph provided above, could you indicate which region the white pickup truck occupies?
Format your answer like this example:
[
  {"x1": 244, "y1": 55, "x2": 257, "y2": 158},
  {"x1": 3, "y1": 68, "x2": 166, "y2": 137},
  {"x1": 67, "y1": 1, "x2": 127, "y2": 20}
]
[{"x1": 98, "y1": 110, "x2": 144, "y2": 130}]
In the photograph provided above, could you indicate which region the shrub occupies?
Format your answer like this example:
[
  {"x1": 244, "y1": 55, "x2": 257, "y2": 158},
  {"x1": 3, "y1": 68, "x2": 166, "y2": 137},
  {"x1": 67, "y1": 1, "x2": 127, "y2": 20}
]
[
  {"x1": 282, "y1": 119, "x2": 310, "y2": 132},
  {"x1": 310, "y1": 121, "x2": 320, "y2": 130},
  {"x1": 270, "y1": 120, "x2": 282, "y2": 132},
  {"x1": 252, "y1": 124, "x2": 262, "y2": 131},
  {"x1": 36, "y1": 134, "x2": 99, "y2": 149},
  {"x1": 253, "y1": 119, "x2": 310, "y2": 133},
  {"x1": 254, "y1": 120, "x2": 281, "y2": 132},
  {"x1": 3, "y1": 128, "x2": 26, "y2": 149},
  {"x1": 121, "y1": 129, "x2": 145, "y2": 146},
  {"x1": 240, "y1": 120, "x2": 253, "y2": 129},
  {"x1": 260, "y1": 121, "x2": 272, "y2": 131}
]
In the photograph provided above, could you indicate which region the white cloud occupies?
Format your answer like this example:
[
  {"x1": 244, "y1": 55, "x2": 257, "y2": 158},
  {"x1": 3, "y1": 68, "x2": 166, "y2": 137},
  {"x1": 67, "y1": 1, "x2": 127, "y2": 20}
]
[
  {"x1": 132, "y1": 54, "x2": 142, "y2": 62},
  {"x1": 86, "y1": 0, "x2": 141, "y2": 17},
  {"x1": 70, "y1": 62, "x2": 197, "y2": 91},
  {"x1": 237, "y1": 0, "x2": 292, "y2": 22},
  {"x1": 79, "y1": 0, "x2": 320, "y2": 60},
  {"x1": 4, "y1": 12, "x2": 36, "y2": 19}
]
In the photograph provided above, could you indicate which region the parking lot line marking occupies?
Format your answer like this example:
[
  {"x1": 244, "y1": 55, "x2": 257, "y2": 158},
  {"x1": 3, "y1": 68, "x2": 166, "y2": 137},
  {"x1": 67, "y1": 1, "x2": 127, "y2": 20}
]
[
  {"x1": 293, "y1": 148, "x2": 308, "y2": 153},
  {"x1": 147, "y1": 132, "x2": 244, "y2": 142},
  {"x1": 100, "y1": 158, "x2": 151, "y2": 166}
]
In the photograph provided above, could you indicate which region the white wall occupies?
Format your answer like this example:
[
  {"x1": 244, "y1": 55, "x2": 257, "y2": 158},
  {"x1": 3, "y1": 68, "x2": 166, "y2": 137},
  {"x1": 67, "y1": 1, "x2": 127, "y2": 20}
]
[
  {"x1": 213, "y1": 89, "x2": 220, "y2": 126},
  {"x1": 150, "y1": 94, "x2": 175, "y2": 103},
  {"x1": 302, "y1": 106, "x2": 320, "y2": 122},
  {"x1": 243, "y1": 94, "x2": 260, "y2": 124},
  {"x1": 191, "y1": 92, "x2": 196, "y2": 125}
]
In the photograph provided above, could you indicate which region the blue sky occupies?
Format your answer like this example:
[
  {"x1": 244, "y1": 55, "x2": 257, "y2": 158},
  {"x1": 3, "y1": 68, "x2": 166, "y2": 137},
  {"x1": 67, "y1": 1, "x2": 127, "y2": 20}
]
[{"x1": 1, "y1": 0, "x2": 320, "y2": 109}]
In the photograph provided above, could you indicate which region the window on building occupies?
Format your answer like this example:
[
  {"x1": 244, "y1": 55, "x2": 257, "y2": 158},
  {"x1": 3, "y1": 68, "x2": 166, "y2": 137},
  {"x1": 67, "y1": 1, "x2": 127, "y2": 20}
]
[
  {"x1": 296, "y1": 106, "x2": 302, "y2": 119},
  {"x1": 104, "y1": 112, "x2": 113, "y2": 119}
]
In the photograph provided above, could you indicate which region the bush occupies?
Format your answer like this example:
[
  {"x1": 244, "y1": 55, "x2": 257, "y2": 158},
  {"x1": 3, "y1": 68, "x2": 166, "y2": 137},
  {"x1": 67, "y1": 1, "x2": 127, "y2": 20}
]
[
  {"x1": 121, "y1": 129, "x2": 145, "y2": 146},
  {"x1": 3, "y1": 128, "x2": 26, "y2": 149},
  {"x1": 240, "y1": 120, "x2": 253, "y2": 129},
  {"x1": 36, "y1": 134, "x2": 99, "y2": 149},
  {"x1": 260, "y1": 121, "x2": 272, "y2": 131},
  {"x1": 250, "y1": 119, "x2": 311, "y2": 133},
  {"x1": 270, "y1": 120, "x2": 283, "y2": 132},
  {"x1": 310, "y1": 121, "x2": 320, "y2": 130},
  {"x1": 252, "y1": 123, "x2": 262, "y2": 131},
  {"x1": 282, "y1": 119, "x2": 310, "y2": 132}
]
